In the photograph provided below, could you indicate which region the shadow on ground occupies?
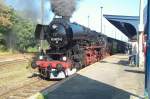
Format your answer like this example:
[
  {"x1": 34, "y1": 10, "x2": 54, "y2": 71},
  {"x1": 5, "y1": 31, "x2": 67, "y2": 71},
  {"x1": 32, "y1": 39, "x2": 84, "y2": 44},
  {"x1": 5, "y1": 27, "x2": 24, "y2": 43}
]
[
  {"x1": 100, "y1": 60, "x2": 145, "y2": 74},
  {"x1": 117, "y1": 60, "x2": 129, "y2": 66},
  {"x1": 125, "y1": 69, "x2": 145, "y2": 74},
  {"x1": 100, "y1": 60, "x2": 129, "y2": 66},
  {"x1": 42, "y1": 74, "x2": 143, "y2": 99}
]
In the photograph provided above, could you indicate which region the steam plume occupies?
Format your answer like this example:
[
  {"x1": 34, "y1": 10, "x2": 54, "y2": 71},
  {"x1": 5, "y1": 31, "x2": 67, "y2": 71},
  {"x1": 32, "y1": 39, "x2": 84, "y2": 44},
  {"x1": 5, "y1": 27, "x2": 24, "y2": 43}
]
[
  {"x1": 50, "y1": 0, "x2": 78, "y2": 18},
  {"x1": 4, "y1": 0, "x2": 51, "y2": 24}
]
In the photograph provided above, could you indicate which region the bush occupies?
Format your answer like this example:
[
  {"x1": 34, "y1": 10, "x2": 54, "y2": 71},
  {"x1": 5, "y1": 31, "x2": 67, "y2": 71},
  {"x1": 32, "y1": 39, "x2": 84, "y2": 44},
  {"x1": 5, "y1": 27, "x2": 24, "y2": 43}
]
[{"x1": 27, "y1": 47, "x2": 38, "y2": 53}]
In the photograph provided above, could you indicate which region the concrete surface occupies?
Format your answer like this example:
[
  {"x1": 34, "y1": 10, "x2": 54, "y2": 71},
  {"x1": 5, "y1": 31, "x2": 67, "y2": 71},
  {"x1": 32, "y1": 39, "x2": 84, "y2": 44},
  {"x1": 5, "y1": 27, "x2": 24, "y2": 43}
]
[{"x1": 43, "y1": 54, "x2": 144, "y2": 99}]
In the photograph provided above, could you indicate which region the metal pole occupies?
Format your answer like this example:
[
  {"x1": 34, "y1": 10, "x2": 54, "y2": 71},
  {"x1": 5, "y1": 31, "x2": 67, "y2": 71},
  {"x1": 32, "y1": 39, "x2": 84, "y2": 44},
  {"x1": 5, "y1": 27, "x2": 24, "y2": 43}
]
[
  {"x1": 104, "y1": 25, "x2": 105, "y2": 34},
  {"x1": 100, "y1": 6, "x2": 103, "y2": 33},
  {"x1": 137, "y1": 30, "x2": 139, "y2": 67},
  {"x1": 139, "y1": 0, "x2": 144, "y2": 28},
  {"x1": 40, "y1": 0, "x2": 44, "y2": 50},
  {"x1": 88, "y1": 15, "x2": 90, "y2": 28},
  {"x1": 138, "y1": 0, "x2": 145, "y2": 67}
]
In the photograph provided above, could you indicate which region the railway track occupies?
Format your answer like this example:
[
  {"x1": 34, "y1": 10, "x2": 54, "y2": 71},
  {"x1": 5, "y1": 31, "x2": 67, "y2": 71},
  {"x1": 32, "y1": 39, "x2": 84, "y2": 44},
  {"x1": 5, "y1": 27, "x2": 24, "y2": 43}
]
[
  {"x1": 0, "y1": 55, "x2": 59, "y2": 99},
  {"x1": 0, "y1": 53, "x2": 35, "y2": 66},
  {"x1": 0, "y1": 78, "x2": 58, "y2": 99}
]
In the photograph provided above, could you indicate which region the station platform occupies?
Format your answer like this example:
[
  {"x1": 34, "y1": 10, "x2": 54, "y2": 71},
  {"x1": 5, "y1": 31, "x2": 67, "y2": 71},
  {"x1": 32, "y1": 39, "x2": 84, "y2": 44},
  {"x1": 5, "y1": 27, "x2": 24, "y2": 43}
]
[{"x1": 41, "y1": 54, "x2": 144, "y2": 99}]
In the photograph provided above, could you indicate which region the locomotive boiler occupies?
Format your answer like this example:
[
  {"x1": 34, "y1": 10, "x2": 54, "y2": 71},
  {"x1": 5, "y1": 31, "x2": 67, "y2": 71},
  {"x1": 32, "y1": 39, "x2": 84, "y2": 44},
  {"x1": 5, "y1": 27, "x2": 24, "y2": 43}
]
[
  {"x1": 32, "y1": 17, "x2": 124, "y2": 79},
  {"x1": 35, "y1": 18, "x2": 106, "y2": 49}
]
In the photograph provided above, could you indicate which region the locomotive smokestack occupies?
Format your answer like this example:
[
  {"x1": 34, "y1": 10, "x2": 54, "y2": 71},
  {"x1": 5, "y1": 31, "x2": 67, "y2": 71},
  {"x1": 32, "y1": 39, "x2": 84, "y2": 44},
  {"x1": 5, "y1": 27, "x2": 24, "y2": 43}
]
[{"x1": 50, "y1": 0, "x2": 78, "y2": 18}]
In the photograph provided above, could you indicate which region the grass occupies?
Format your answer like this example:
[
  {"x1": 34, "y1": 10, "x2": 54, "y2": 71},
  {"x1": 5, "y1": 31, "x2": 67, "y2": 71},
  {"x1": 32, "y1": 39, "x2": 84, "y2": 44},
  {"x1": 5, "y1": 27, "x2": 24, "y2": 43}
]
[
  {"x1": 0, "y1": 50, "x2": 20, "y2": 55},
  {"x1": 0, "y1": 47, "x2": 38, "y2": 55},
  {"x1": 0, "y1": 51, "x2": 14, "y2": 55},
  {"x1": 27, "y1": 47, "x2": 38, "y2": 53}
]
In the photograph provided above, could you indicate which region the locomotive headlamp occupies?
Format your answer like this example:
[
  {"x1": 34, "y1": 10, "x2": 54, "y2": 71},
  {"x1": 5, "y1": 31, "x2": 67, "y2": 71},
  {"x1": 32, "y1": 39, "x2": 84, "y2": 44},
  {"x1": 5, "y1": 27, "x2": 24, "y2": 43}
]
[
  {"x1": 39, "y1": 55, "x2": 44, "y2": 60},
  {"x1": 62, "y1": 56, "x2": 67, "y2": 61}
]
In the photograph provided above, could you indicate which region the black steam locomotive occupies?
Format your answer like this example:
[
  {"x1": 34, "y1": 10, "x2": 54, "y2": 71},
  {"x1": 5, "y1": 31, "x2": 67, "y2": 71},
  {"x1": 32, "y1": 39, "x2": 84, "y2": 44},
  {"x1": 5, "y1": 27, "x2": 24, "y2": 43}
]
[
  {"x1": 32, "y1": 17, "x2": 127, "y2": 79},
  {"x1": 35, "y1": 18, "x2": 106, "y2": 49}
]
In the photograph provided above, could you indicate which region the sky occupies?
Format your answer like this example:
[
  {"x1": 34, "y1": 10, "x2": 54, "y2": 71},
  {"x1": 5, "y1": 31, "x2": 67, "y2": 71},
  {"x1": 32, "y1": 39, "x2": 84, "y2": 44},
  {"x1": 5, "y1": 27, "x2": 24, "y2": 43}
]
[
  {"x1": 70, "y1": 0, "x2": 141, "y2": 41},
  {"x1": 5, "y1": 0, "x2": 141, "y2": 23},
  {"x1": 4, "y1": 0, "x2": 144, "y2": 41},
  {"x1": 71, "y1": 0, "x2": 140, "y2": 27},
  {"x1": 74, "y1": 0, "x2": 140, "y2": 16}
]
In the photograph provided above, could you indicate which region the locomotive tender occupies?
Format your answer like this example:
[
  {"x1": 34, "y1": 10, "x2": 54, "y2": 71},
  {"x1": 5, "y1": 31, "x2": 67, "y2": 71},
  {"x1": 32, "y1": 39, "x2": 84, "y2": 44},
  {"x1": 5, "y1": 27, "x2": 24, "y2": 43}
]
[{"x1": 32, "y1": 17, "x2": 127, "y2": 79}]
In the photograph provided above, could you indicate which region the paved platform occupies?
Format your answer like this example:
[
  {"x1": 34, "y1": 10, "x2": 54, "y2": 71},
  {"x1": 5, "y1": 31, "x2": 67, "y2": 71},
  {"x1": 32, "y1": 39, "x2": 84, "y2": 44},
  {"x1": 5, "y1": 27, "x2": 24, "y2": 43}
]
[{"x1": 42, "y1": 54, "x2": 144, "y2": 99}]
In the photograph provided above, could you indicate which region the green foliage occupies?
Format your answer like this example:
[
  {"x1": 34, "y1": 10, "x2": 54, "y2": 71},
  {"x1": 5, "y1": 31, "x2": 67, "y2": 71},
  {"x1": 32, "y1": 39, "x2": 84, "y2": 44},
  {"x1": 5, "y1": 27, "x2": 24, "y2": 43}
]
[
  {"x1": 12, "y1": 18, "x2": 37, "y2": 51},
  {"x1": 0, "y1": 3, "x2": 38, "y2": 52},
  {"x1": 27, "y1": 47, "x2": 38, "y2": 52},
  {"x1": 0, "y1": 3, "x2": 13, "y2": 51},
  {"x1": 0, "y1": 33, "x2": 6, "y2": 50}
]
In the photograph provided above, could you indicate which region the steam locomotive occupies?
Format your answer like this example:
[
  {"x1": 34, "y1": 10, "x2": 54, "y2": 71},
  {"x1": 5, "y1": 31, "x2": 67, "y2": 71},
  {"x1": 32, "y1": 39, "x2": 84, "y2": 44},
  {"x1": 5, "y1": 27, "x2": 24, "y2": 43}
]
[{"x1": 31, "y1": 17, "x2": 127, "y2": 79}]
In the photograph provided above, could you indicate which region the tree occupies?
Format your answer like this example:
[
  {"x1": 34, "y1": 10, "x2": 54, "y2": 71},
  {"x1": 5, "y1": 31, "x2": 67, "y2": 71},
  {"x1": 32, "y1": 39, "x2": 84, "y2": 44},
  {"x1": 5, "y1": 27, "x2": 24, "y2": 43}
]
[
  {"x1": 12, "y1": 18, "x2": 37, "y2": 51},
  {"x1": 0, "y1": 3, "x2": 37, "y2": 52},
  {"x1": 0, "y1": 3, "x2": 14, "y2": 50}
]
